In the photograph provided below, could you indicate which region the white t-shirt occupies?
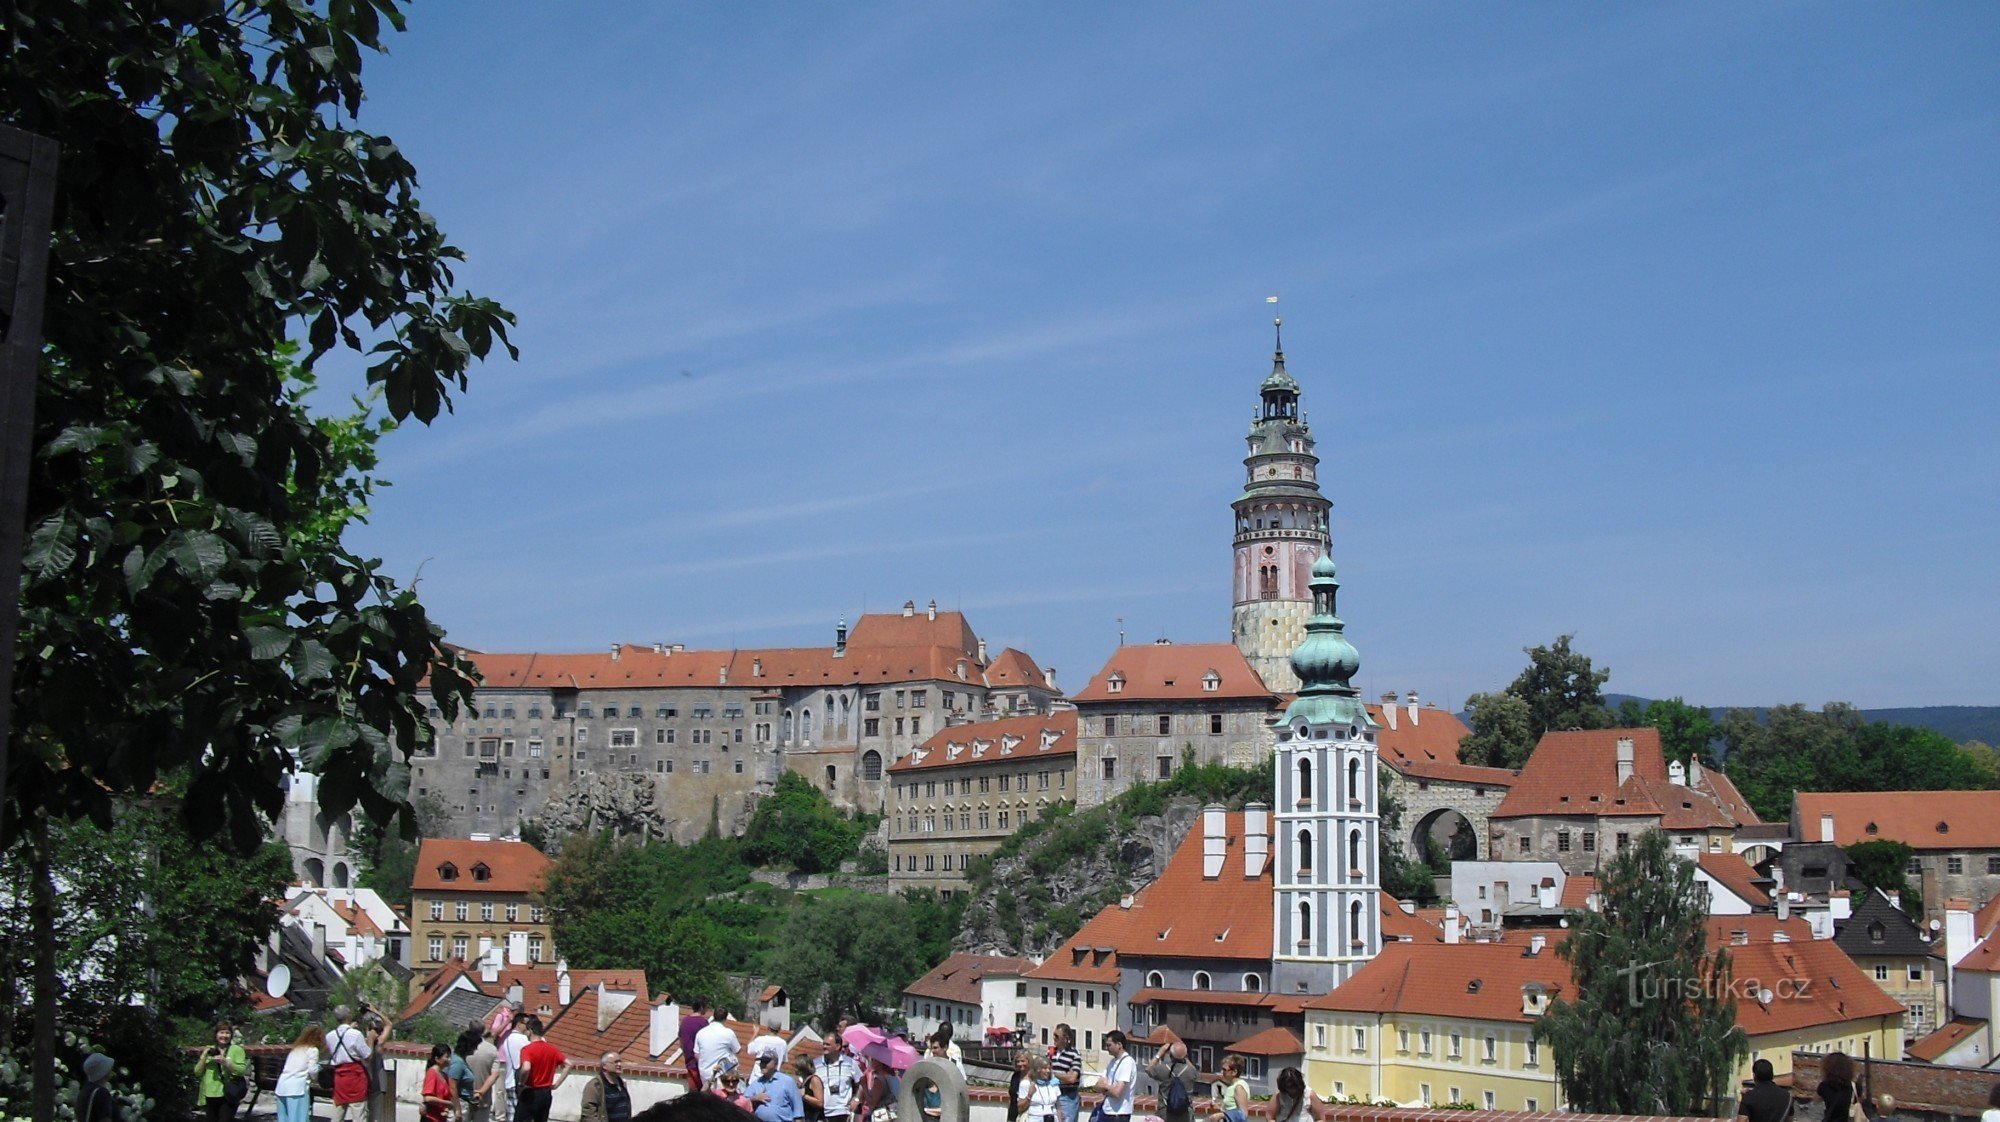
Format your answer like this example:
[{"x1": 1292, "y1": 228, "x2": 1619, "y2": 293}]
[
  {"x1": 1099, "y1": 1054, "x2": 1137, "y2": 1115},
  {"x1": 694, "y1": 1020, "x2": 740, "y2": 1082},
  {"x1": 327, "y1": 1025, "x2": 372, "y2": 1065},
  {"x1": 276, "y1": 1046, "x2": 321, "y2": 1097},
  {"x1": 818, "y1": 1053, "x2": 860, "y2": 1117},
  {"x1": 500, "y1": 1032, "x2": 527, "y2": 1090},
  {"x1": 1272, "y1": 1089, "x2": 1317, "y2": 1122},
  {"x1": 748, "y1": 1033, "x2": 788, "y2": 1067}
]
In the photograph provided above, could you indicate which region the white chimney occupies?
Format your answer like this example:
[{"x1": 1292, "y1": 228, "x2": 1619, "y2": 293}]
[
  {"x1": 1615, "y1": 738, "x2": 1635, "y2": 784},
  {"x1": 1668, "y1": 760, "x2": 1687, "y2": 786},
  {"x1": 1539, "y1": 879, "x2": 1557, "y2": 909},
  {"x1": 1830, "y1": 892, "x2": 1852, "y2": 922},
  {"x1": 903, "y1": 600, "x2": 915, "y2": 617},
  {"x1": 1381, "y1": 702, "x2": 1397, "y2": 731},
  {"x1": 480, "y1": 945, "x2": 500, "y2": 985},
  {"x1": 1043, "y1": 667, "x2": 1057, "y2": 689},
  {"x1": 610, "y1": 643, "x2": 622, "y2": 661},
  {"x1": 1244, "y1": 802, "x2": 1269, "y2": 879},
  {"x1": 649, "y1": 999, "x2": 679, "y2": 1058},
  {"x1": 977, "y1": 638, "x2": 988, "y2": 662},
  {"x1": 507, "y1": 929, "x2": 529, "y2": 965},
  {"x1": 1820, "y1": 813, "x2": 1836, "y2": 843},
  {"x1": 507, "y1": 982, "x2": 524, "y2": 1008},
  {"x1": 927, "y1": 599, "x2": 937, "y2": 621},
  {"x1": 1528, "y1": 933, "x2": 1546, "y2": 956},
  {"x1": 557, "y1": 961, "x2": 572, "y2": 1006},
  {"x1": 1777, "y1": 895, "x2": 1791, "y2": 921},
  {"x1": 753, "y1": 659, "x2": 763, "y2": 678},
  {"x1": 1399, "y1": 899, "x2": 1417, "y2": 915},
  {"x1": 311, "y1": 923, "x2": 327, "y2": 962},
  {"x1": 1406, "y1": 690, "x2": 1420, "y2": 725},
  {"x1": 1946, "y1": 898, "x2": 1977, "y2": 976},
  {"x1": 1202, "y1": 804, "x2": 1227, "y2": 879},
  {"x1": 1444, "y1": 903, "x2": 1460, "y2": 944}
]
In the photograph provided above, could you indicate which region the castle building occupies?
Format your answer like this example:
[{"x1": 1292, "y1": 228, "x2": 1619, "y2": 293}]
[
  {"x1": 1272, "y1": 553, "x2": 1382, "y2": 993},
  {"x1": 412, "y1": 602, "x2": 1059, "y2": 843},
  {"x1": 885, "y1": 710, "x2": 1078, "y2": 895},
  {"x1": 1069, "y1": 641, "x2": 1278, "y2": 807},
  {"x1": 1231, "y1": 321, "x2": 1332, "y2": 695}
]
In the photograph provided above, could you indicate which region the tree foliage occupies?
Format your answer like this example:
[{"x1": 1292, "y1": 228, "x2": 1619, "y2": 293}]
[
  {"x1": 768, "y1": 890, "x2": 965, "y2": 1026},
  {"x1": 740, "y1": 772, "x2": 876, "y2": 874},
  {"x1": 1844, "y1": 840, "x2": 1916, "y2": 905},
  {"x1": 1377, "y1": 771, "x2": 1437, "y2": 903},
  {"x1": 1722, "y1": 704, "x2": 1994, "y2": 820},
  {"x1": 3, "y1": 0, "x2": 515, "y2": 852},
  {"x1": 1619, "y1": 698, "x2": 1720, "y2": 767},
  {"x1": 1537, "y1": 830, "x2": 1745, "y2": 1115},
  {"x1": 1460, "y1": 635, "x2": 1613, "y2": 768}
]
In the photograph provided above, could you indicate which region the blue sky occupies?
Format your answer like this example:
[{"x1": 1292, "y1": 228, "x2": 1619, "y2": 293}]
[{"x1": 327, "y1": 3, "x2": 2000, "y2": 710}]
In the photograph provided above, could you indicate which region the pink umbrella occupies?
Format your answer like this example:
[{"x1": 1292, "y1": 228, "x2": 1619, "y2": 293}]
[
  {"x1": 856, "y1": 1033, "x2": 922, "y2": 1072},
  {"x1": 842, "y1": 1024, "x2": 888, "y2": 1053}
]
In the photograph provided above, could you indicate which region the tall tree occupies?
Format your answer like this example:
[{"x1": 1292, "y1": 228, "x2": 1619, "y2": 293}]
[
  {"x1": 5, "y1": 2, "x2": 513, "y2": 1107},
  {"x1": 739, "y1": 772, "x2": 873, "y2": 874},
  {"x1": 769, "y1": 893, "x2": 937, "y2": 1025},
  {"x1": 1459, "y1": 635, "x2": 1613, "y2": 768},
  {"x1": 1537, "y1": 830, "x2": 1745, "y2": 1115},
  {"x1": 1640, "y1": 698, "x2": 1719, "y2": 767},
  {"x1": 1844, "y1": 840, "x2": 1916, "y2": 905},
  {"x1": 1722, "y1": 704, "x2": 1993, "y2": 821}
]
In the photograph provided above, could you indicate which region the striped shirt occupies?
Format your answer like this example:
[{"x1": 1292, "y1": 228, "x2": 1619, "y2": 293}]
[{"x1": 1050, "y1": 1047, "x2": 1082, "y2": 1097}]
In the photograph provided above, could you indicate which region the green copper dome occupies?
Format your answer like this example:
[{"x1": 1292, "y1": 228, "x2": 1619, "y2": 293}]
[
  {"x1": 1281, "y1": 552, "x2": 1372, "y2": 728},
  {"x1": 1261, "y1": 350, "x2": 1301, "y2": 395}
]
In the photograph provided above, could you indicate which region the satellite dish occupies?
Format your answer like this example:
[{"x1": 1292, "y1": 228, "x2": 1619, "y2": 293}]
[
  {"x1": 1757, "y1": 988, "x2": 1774, "y2": 1006},
  {"x1": 267, "y1": 964, "x2": 292, "y2": 999},
  {"x1": 1558, "y1": 917, "x2": 1570, "y2": 929},
  {"x1": 1931, "y1": 919, "x2": 1944, "y2": 932}
]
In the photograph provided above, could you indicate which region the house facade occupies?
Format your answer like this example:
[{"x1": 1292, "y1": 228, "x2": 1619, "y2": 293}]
[
  {"x1": 1071, "y1": 642, "x2": 1278, "y2": 807},
  {"x1": 409, "y1": 838, "x2": 555, "y2": 978},
  {"x1": 1793, "y1": 791, "x2": 2000, "y2": 917},
  {"x1": 885, "y1": 711, "x2": 1077, "y2": 894}
]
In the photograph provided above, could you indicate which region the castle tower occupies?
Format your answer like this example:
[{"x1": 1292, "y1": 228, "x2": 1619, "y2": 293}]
[
  {"x1": 1271, "y1": 553, "x2": 1380, "y2": 995},
  {"x1": 1230, "y1": 318, "x2": 1332, "y2": 694}
]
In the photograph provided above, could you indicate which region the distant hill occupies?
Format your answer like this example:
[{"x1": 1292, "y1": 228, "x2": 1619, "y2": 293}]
[{"x1": 1599, "y1": 694, "x2": 2000, "y2": 745}]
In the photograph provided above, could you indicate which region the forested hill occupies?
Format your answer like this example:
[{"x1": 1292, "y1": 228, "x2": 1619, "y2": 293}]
[{"x1": 1598, "y1": 696, "x2": 2000, "y2": 745}]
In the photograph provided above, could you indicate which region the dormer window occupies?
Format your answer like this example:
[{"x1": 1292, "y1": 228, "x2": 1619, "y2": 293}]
[
  {"x1": 437, "y1": 862, "x2": 458, "y2": 882},
  {"x1": 1107, "y1": 673, "x2": 1125, "y2": 694},
  {"x1": 1202, "y1": 671, "x2": 1221, "y2": 692},
  {"x1": 471, "y1": 862, "x2": 492, "y2": 882}
]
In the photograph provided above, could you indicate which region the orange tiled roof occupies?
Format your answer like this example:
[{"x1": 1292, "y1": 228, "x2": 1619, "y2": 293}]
[
  {"x1": 1368, "y1": 704, "x2": 1516, "y2": 788},
  {"x1": 1302, "y1": 941, "x2": 1571, "y2": 1023},
  {"x1": 329, "y1": 898, "x2": 386, "y2": 938},
  {"x1": 1494, "y1": 729, "x2": 1755, "y2": 828},
  {"x1": 1070, "y1": 644, "x2": 1276, "y2": 704},
  {"x1": 1954, "y1": 925, "x2": 2000, "y2": 973},
  {"x1": 846, "y1": 609, "x2": 979, "y2": 657},
  {"x1": 1794, "y1": 791, "x2": 2000, "y2": 852},
  {"x1": 1065, "y1": 812, "x2": 1272, "y2": 958},
  {"x1": 541, "y1": 985, "x2": 651, "y2": 1061},
  {"x1": 890, "y1": 712, "x2": 1077, "y2": 773},
  {"x1": 1974, "y1": 895, "x2": 2000, "y2": 941},
  {"x1": 1908, "y1": 1017, "x2": 1985, "y2": 1062},
  {"x1": 412, "y1": 839, "x2": 552, "y2": 895},
  {"x1": 984, "y1": 648, "x2": 1049, "y2": 689},
  {"x1": 904, "y1": 953, "x2": 1039, "y2": 1005},
  {"x1": 1706, "y1": 915, "x2": 1816, "y2": 945},
  {"x1": 1380, "y1": 897, "x2": 1446, "y2": 943},
  {"x1": 1227, "y1": 1026, "x2": 1303, "y2": 1056},
  {"x1": 1697, "y1": 852, "x2": 1771, "y2": 908},
  {"x1": 458, "y1": 643, "x2": 1008, "y2": 692},
  {"x1": 1559, "y1": 874, "x2": 1600, "y2": 910},
  {"x1": 1726, "y1": 936, "x2": 1903, "y2": 1034}
]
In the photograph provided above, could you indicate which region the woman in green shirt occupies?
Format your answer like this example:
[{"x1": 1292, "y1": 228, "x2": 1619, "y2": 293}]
[{"x1": 195, "y1": 1021, "x2": 249, "y2": 1122}]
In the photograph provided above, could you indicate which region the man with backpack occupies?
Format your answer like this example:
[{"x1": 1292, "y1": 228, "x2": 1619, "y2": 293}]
[{"x1": 1145, "y1": 1040, "x2": 1200, "y2": 1122}]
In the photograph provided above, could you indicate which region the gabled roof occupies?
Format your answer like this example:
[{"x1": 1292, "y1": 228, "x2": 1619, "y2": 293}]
[
  {"x1": 1368, "y1": 704, "x2": 1516, "y2": 788},
  {"x1": 903, "y1": 953, "x2": 1039, "y2": 1005},
  {"x1": 542, "y1": 984, "x2": 651, "y2": 1060},
  {"x1": 1908, "y1": 1017, "x2": 1986, "y2": 1062},
  {"x1": 1560, "y1": 874, "x2": 1600, "y2": 911},
  {"x1": 846, "y1": 609, "x2": 979, "y2": 657},
  {"x1": 1070, "y1": 643, "x2": 1276, "y2": 704},
  {"x1": 1494, "y1": 729, "x2": 1756, "y2": 828},
  {"x1": 1046, "y1": 812, "x2": 1273, "y2": 961},
  {"x1": 412, "y1": 839, "x2": 552, "y2": 895},
  {"x1": 1794, "y1": 791, "x2": 2000, "y2": 852},
  {"x1": 1953, "y1": 924, "x2": 2000, "y2": 974},
  {"x1": 1380, "y1": 897, "x2": 1446, "y2": 943},
  {"x1": 1835, "y1": 890, "x2": 1939, "y2": 960},
  {"x1": 1696, "y1": 852, "x2": 1772, "y2": 909},
  {"x1": 890, "y1": 712, "x2": 1078, "y2": 774},
  {"x1": 1302, "y1": 941, "x2": 1571, "y2": 1024},
  {"x1": 983, "y1": 648, "x2": 1049, "y2": 690}
]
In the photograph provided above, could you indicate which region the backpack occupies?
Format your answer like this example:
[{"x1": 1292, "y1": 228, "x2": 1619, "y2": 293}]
[{"x1": 1163, "y1": 1069, "x2": 1191, "y2": 1115}]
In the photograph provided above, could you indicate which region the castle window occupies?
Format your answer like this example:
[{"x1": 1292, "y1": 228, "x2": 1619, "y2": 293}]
[{"x1": 1209, "y1": 713, "x2": 1223, "y2": 734}]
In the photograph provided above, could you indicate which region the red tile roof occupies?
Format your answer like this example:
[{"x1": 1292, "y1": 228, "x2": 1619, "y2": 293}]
[
  {"x1": 846, "y1": 609, "x2": 979, "y2": 657},
  {"x1": 1697, "y1": 852, "x2": 1771, "y2": 908},
  {"x1": 1976, "y1": 896, "x2": 2000, "y2": 941},
  {"x1": 1368, "y1": 704, "x2": 1516, "y2": 788},
  {"x1": 542, "y1": 985, "x2": 651, "y2": 1061},
  {"x1": 412, "y1": 839, "x2": 552, "y2": 895},
  {"x1": 1227, "y1": 1027, "x2": 1303, "y2": 1056},
  {"x1": 1380, "y1": 898, "x2": 1446, "y2": 943},
  {"x1": 1560, "y1": 875, "x2": 1600, "y2": 910},
  {"x1": 1070, "y1": 644, "x2": 1276, "y2": 704},
  {"x1": 904, "y1": 953, "x2": 1039, "y2": 1005},
  {"x1": 1953, "y1": 925, "x2": 2000, "y2": 973},
  {"x1": 1302, "y1": 941, "x2": 1571, "y2": 1023},
  {"x1": 1725, "y1": 936, "x2": 1904, "y2": 1034},
  {"x1": 1494, "y1": 729, "x2": 1756, "y2": 828},
  {"x1": 1706, "y1": 916, "x2": 1816, "y2": 946},
  {"x1": 1794, "y1": 792, "x2": 2000, "y2": 852},
  {"x1": 890, "y1": 712, "x2": 1078, "y2": 773},
  {"x1": 1908, "y1": 1017, "x2": 1984, "y2": 1062},
  {"x1": 984, "y1": 648, "x2": 1049, "y2": 689}
]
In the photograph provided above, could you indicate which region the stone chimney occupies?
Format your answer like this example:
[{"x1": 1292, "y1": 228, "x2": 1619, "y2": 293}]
[
  {"x1": 1615, "y1": 737, "x2": 1635, "y2": 784},
  {"x1": 1443, "y1": 903, "x2": 1460, "y2": 944},
  {"x1": 556, "y1": 961, "x2": 571, "y2": 1006},
  {"x1": 1202, "y1": 804, "x2": 1227, "y2": 879},
  {"x1": 1777, "y1": 895, "x2": 1791, "y2": 922},
  {"x1": 649, "y1": 997, "x2": 679, "y2": 1058},
  {"x1": 1406, "y1": 690, "x2": 1420, "y2": 726},
  {"x1": 1244, "y1": 803, "x2": 1269, "y2": 879}
]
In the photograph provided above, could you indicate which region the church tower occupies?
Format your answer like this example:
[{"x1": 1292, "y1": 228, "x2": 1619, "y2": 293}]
[
  {"x1": 1230, "y1": 318, "x2": 1332, "y2": 694},
  {"x1": 1271, "y1": 553, "x2": 1380, "y2": 995}
]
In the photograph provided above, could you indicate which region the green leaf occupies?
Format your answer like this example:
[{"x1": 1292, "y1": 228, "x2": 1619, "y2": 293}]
[
  {"x1": 290, "y1": 639, "x2": 336, "y2": 682},
  {"x1": 244, "y1": 625, "x2": 294, "y2": 661}
]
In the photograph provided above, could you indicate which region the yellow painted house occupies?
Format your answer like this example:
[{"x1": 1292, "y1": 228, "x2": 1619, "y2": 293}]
[{"x1": 1303, "y1": 922, "x2": 1904, "y2": 1110}]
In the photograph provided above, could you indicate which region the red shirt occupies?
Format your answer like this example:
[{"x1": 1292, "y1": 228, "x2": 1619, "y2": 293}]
[
  {"x1": 520, "y1": 1039, "x2": 565, "y2": 1089},
  {"x1": 423, "y1": 1069, "x2": 453, "y2": 1122}
]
